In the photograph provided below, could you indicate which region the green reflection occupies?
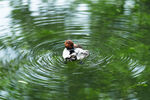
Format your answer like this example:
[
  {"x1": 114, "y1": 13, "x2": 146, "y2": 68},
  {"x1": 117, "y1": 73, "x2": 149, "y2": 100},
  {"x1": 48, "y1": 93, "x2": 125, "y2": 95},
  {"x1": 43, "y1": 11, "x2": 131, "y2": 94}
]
[{"x1": 0, "y1": 0, "x2": 150, "y2": 100}]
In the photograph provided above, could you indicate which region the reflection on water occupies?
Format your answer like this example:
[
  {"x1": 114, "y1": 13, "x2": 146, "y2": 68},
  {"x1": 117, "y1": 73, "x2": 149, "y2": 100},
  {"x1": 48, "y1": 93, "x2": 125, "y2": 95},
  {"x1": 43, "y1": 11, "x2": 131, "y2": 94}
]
[{"x1": 0, "y1": 0, "x2": 150, "y2": 100}]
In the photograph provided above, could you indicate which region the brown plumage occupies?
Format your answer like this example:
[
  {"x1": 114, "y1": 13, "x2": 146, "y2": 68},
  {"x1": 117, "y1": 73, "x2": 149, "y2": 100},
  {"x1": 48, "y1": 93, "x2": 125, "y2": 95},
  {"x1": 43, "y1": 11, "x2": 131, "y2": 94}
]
[
  {"x1": 63, "y1": 40, "x2": 89, "y2": 61},
  {"x1": 64, "y1": 40, "x2": 82, "y2": 49},
  {"x1": 64, "y1": 40, "x2": 74, "y2": 49}
]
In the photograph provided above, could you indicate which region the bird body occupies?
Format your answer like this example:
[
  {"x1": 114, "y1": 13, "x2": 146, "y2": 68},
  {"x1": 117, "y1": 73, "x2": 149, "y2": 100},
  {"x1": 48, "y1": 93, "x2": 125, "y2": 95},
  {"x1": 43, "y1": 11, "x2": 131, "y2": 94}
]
[
  {"x1": 63, "y1": 48, "x2": 89, "y2": 61},
  {"x1": 62, "y1": 40, "x2": 89, "y2": 61}
]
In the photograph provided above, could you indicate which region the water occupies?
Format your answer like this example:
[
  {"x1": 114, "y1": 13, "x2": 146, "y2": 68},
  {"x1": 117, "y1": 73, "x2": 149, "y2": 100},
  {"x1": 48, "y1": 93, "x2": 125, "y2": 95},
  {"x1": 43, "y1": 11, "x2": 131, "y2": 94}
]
[{"x1": 0, "y1": 0, "x2": 150, "y2": 100}]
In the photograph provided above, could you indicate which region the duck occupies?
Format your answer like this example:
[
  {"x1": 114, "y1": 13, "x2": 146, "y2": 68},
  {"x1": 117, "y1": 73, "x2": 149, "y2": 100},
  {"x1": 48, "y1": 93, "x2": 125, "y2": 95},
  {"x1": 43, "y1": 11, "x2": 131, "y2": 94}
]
[{"x1": 62, "y1": 40, "x2": 89, "y2": 61}]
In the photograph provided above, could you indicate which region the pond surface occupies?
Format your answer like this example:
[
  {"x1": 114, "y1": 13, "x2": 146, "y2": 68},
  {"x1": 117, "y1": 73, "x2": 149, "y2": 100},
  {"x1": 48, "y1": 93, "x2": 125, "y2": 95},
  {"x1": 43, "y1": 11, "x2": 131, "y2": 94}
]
[{"x1": 0, "y1": 0, "x2": 150, "y2": 100}]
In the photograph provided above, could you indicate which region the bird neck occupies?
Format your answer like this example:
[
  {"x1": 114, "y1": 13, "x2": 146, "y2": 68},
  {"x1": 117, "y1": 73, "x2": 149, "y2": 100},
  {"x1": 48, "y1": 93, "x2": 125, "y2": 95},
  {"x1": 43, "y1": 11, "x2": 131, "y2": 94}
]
[{"x1": 67, "y1": 47, "x2": 75, "y2": 54}]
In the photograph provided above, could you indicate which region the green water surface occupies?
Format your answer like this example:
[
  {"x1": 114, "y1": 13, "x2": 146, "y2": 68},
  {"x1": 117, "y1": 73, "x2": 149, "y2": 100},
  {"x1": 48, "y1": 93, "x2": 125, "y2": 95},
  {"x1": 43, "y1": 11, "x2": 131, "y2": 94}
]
[{"x1": 0, "y1": 0, "x2": 150, "y2": 100}]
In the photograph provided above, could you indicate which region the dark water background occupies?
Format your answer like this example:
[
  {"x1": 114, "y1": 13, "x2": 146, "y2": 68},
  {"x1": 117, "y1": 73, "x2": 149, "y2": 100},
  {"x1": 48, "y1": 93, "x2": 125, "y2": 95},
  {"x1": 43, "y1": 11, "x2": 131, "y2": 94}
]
[{"x1": 0, "y1": 0, "x2": 150, "y2": 100}]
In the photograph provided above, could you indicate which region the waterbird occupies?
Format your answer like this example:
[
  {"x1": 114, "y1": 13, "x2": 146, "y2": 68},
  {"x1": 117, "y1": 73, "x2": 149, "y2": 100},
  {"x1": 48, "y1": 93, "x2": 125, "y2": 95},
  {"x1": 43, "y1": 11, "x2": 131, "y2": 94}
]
[{"x1": 62, "y1": 40, "x2": 89, "y2": 61}]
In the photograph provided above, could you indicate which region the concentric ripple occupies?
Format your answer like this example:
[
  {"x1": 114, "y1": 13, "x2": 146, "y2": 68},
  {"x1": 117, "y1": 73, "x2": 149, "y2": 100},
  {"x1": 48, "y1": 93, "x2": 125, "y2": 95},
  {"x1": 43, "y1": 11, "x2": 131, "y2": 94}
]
[
  {"x1": 17, "y1": 40, "x2": 65, "y2": 84},
  {"x1": 0, "y1": 0, "x2": 149, "y2": 100}
]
